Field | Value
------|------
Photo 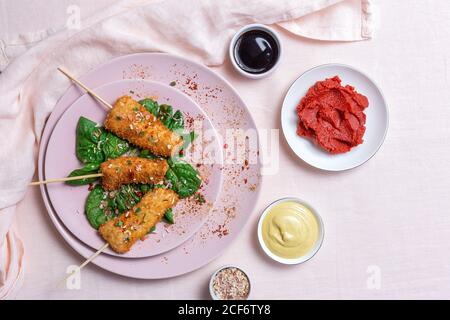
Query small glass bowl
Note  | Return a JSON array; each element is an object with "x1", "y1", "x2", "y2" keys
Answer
[{"x1": 229, "y1": 23, "x2": 282, "y2": 79}]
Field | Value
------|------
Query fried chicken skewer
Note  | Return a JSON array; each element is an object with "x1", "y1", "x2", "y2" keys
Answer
[
  {"x1": 104, "y1": 96, "x2": 183, "y2": 157},
  {"x1": 61, "y1": 188, "x2": 179, "y2": 286},
  {"x1": 57, "y1": 67, "x2": 183, "y2": 157},
  {"x1": 100, "y1": 157, "x2": 168, "y2": 190},
  {"x1": 30, "y1": 157, "x2": 168, "y2": 190},
  {"x1": 99, "y1": 187, "x2": 179, "y2": 253},
  {"x1": 30, "y1": 173, "x2": 103, "y2": 186}
]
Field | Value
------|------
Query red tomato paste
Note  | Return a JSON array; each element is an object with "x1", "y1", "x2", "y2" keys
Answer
[{"x1": 296, "y1": 76, "x2": 369, "y2": 154}]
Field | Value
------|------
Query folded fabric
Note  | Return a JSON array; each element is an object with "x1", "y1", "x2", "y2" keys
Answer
[
  {"x1": 0, "y1": 0, "x2": 372, "y2": 71},
  {"x1": 0, "y1": 0, "x2": 372, "y2": 299}
]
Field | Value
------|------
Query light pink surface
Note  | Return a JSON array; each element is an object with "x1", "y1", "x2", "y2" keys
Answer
[
  {"x1": 9, "y1": 0, "x2": 450, "y2": 299},
  {"x1": 0, "y1": 0, "x2": 371, "y2": 299}
]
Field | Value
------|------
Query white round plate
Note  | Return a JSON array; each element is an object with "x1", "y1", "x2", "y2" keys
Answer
[{"x1": 281, "y1": 64, "x2": 389, "y2": 171}]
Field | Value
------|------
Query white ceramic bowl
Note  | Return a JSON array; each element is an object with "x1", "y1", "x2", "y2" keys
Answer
[
  {"x1": 257, "y1": 197, "x2": 325, "y2": 265},
  {"x1": 229, "y1": 23, "x2": 282, "y2": 79},
  {"x1": 209, "y1": 265, "x2": 251, "y2": 300},
  {"x1": 281, "y1": 63, "x2": 389, "y2": 171}
]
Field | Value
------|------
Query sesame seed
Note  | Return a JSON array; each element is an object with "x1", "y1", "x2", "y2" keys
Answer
[{"x1": 212, "y1": 267, "x2": 250, "y2": 300}]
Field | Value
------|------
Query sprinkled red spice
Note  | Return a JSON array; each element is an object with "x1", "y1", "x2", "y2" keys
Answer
[
  {"x1": 185, "y1": 114, "x2": 194, "y2": 128},
  {"x1": 195, "y1": 193, "x2": 206, "y2": 204},
  {"x1": 212, "y1": 224, "x2": 230, "y2": 238},
  {"x1": 88, "y1": 183, "x2": 94, "y2": 191}
]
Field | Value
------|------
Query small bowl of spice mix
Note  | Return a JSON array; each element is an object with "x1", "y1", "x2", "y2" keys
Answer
[{"x1": 209, "y1": 265, "x2": 251, "y2": 300}]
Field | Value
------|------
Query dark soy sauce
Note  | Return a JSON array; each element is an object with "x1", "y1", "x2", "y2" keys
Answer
[{"x1": 234, "y1": 30, "x2": 279, "y2": 74}]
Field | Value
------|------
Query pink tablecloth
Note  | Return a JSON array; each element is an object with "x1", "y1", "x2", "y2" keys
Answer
[{"x1": 5, "y1": 0, "x2": 450, "y2": 299}]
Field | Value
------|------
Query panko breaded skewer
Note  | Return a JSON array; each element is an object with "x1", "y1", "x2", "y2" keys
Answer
[
  {"x1": 104, "y1": 96, "x2": 184, "y2": 158},
  {"x1": 30, "y1": 157, "x2": 168, "y2": 188},
  {"x1": 99, "y1": 188, "x2": 179, "y2": 253},
  {"x1": 100, "y1": 157, "x2": 168, "y2": 191}
]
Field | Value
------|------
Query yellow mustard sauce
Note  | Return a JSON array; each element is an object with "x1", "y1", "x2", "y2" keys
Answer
[{"x1": 262, "y1": 201, "x2": 319, "y2": 259}]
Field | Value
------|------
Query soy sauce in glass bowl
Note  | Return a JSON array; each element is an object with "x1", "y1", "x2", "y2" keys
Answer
[
  {"x1": 229, "y1": 24, "x2": 282, "y2": 79},
  {"x1": 234, "y1": 30, "x2": 279, "y2": 74}
]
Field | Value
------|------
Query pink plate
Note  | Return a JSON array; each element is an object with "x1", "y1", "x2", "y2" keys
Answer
[
  {"x1": 44, "y1": 79, "x2": 223, "y2": 258},
  {"x1": 38, "y1": 53, "x2": 262, "y2": 279}
]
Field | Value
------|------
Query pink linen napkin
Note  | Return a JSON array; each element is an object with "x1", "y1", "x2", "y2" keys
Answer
[{"x1": 0, "y1": 0, "x2": 372, "y2": 299}]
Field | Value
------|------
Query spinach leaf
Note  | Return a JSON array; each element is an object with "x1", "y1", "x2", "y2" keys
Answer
[
  {"x1": 158, "y1": 104, "x2": 174, "y2": 127},
  {"x1": 70, "y1": 117, "x2": 130, "y2": 185},
  {"x1": 139, "y1": 149, "x2": 157, "y2": 159},
  {"x1": 85, "y1": 185, "x2": 109, "y2": 229},
  {"x1": 139, "y1": 143, "x2": 202, "y2": 198},
  {"x1": 126, "y1": 147, "x2": 141, "y2": 157},
  {"x1": 75, "y1": 117, "x2": 104, "y2": 164},
  {"x1": 100, "y1": 131, "x2": 130, "y2": 159},
  {"x1": 168, "y1": 110, "x2": 184, "y2": 131},
  {"x1": 165, "y1": 159, "x2": 201, "y2": 198},
  {"x1": 139, "y1": 184, "x2": 152, "y2": 193},
  {"x1": 138, "y1": 98, "x2": 193, "y2": 157},
  {"x1": 179, "y1": 131, "x2": 197, "y2": 156},
  {"x1": 139, "y1": 98, "x2": 159, "y2": 116},
  {"x1": 163, "y1": 208, "x2": 174, "y2": 224},
  {"x1": 115, "y1": 192, "x2": 127, "y2": 212},
  {"x1": 85, "y1": 182, "x2": 176, "y2": 230},
  {"x1": 75, "y1": 117, "x2": 130, "y2": 164},
  {"x1": 119, "y1": 184, "x2": 140, "y2": 207},
  {"x1": 66, "y1": 163, "x2": 100, "y2": 185},
  {"x1": 138, "y1": 99, "x2": 184, "y2": 132}
]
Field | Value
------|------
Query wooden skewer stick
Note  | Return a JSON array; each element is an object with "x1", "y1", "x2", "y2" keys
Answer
[
  {"x1": 53, "y1": 68, "x2": 115, "y2": 287},
  {"x1": 59, "y1": 243, "x2": 110, "y2": 288},
  {"x1": 57, "y1": 67, "x2": 113, "y2": 110},
  {"x1": 29, "y1": 173, "x2": 103, "y2": 186}
]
